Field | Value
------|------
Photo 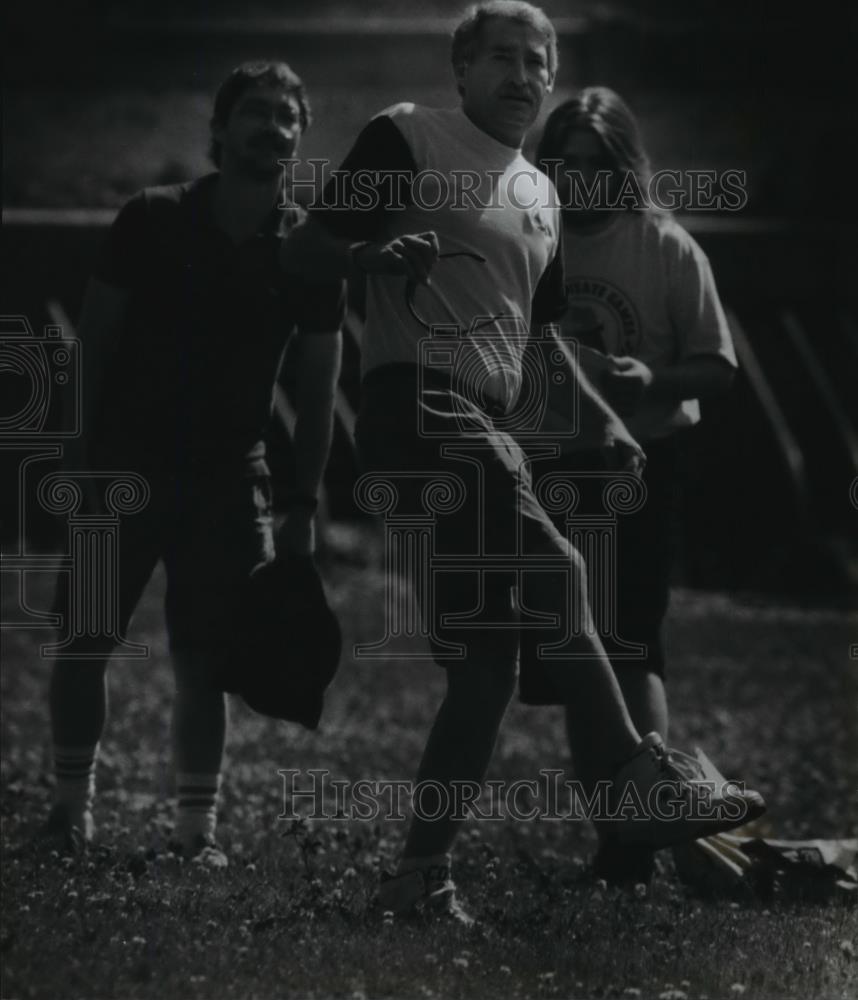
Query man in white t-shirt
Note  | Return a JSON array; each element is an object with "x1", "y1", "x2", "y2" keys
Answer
[{"x1": 282, "y1": 3, "x2": 764, "y2": 924}]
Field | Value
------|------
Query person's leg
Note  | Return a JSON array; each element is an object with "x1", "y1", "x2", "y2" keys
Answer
[
  {"x1": 563, "y1": 441, "x2": 676, "y2": 787},
  {"x1": 612, "y1": 666, "x2": 668, "y2": 741},
  {"x1": 46, "y1": 504, "x2": 161, "y2": 844},
  {"x1": 519, "y1": 527, "x2": 642, "y2": 786},
  {"x1": 169, "y1": 648, "x2": 229, "y2": 851},
  {"x1": 165, "y1": 476, "x2": 274, "y2": 857},
  {"x1": 547, "y1": 444, "x2": 672, "y2": 877},
  {"x1": 48, "y1": 654, "x2": 109, "y2": 842},
  {"x1": 401, "y1": 638, "x2": 518, "y2": 862},
  {"x1": 522, "y1": 441, "x2": 765, "y2": 850},
  {"x1": 381, "y1": 578, "x2": 517, "y2": 926}
]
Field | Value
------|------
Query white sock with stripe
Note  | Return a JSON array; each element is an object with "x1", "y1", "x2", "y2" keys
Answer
[
  {"x1": 173, "y1": 772, "x2": 221, "y2": 849},
  {"x1": 53, "y1": 743, "x2": 98, "y2": 836}
]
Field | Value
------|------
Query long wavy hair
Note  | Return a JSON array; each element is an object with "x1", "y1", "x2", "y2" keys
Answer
[{"x1": 536, "y1": 87, "x2": 653, "y2": 212}]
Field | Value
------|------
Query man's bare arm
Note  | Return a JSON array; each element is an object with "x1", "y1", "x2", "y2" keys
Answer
[
  {"x1": 536, "y1": 327, "x2": 645, "y2": 471},
  {"x1": 277, "y1": 330, "x2": 342, "y2": 556},
  {"x1": 280, "y1": 217, "x2": 439, "y2": 284}
]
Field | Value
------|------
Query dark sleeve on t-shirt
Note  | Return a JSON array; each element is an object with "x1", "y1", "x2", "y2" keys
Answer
[
  {"x1": 530, "y1": 229, "x2": 568, "y2": 329},
  {"x1": 309, "y1": 115, "x2": 418, "y2": 242},
  {"x1": 92, "y1": 190, "x2": 150, "y2": 289},
  {"x1": 293, "y1": 277, "x2": 347, "y2": 335}
]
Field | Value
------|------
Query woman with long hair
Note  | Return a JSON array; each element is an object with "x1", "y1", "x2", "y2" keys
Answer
[{"x1": 524, "y1": 87, "x2": 740, "y2": 884}]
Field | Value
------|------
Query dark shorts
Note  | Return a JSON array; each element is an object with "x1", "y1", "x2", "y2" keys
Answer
[
  {"x1": 519, "y1": 436, "x2": 681, "y2": 701},
  {"x1": 354, "y1": 364, "x2": 571, "y2": 666},
  {"x1": 52, "y1": 475, "x2": 275, "y2": 655}
]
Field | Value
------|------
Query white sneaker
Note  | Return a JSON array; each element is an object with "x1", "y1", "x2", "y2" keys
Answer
[{"x1": 608, "y1": 733, "x2": 766, "y2": 848}]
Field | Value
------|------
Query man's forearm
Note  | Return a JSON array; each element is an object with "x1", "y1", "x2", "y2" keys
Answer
[
  {"x1": 550, "y1": 334, "x2": 630, "y2": 446},
  {"x1": 292, "y1": 400, "x2": 336, "y2": 500},
  {"x1": 291, "y1": 335, "x2": 343, "y2": 500}
]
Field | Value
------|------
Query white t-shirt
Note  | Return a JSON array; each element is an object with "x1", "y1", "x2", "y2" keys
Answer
[
  {"x1": 312, "y1": 103, "x2": 565, "y2": 411},
  {"x1": 559, "y1": 210, "x2": 737, "y2": 442}
]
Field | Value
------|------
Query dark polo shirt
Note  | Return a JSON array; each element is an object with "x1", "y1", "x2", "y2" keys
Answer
[{"x1": 92, "y1": 173, "x2": 344, "y2": 479}]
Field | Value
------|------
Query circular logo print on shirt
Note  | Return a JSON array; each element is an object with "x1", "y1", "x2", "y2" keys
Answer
[{"x1": 563, "y1": 278, "x2": 641, "y2": 355}]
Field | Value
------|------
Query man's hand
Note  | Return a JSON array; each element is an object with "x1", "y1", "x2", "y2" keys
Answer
[
  {"x1": 602, "y1": 356, "x2": 654, "y2": 416},
  {"x1": 602, "y1": 420, "x2": 647, "y2": 478},
  {"x1": 277, "y1": 506, "x2": 316, "y2": 557},
  {"x1": 353, "y1": 231, "x2": 439, "y2": 284}
]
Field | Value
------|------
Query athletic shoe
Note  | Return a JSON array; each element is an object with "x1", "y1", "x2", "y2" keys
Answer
[
  {"x1": 378, "y1": 864, "x2": 474, "y2": 928},
  {"x1": 33, "y1": 802, "x2": 94, "y2": 855},
  {"x1": 168, "y1": 833, "x2": 229, "y2": 869},
  {"x1": 609, "y1": 733, "x2": 766, "y2": 848}
]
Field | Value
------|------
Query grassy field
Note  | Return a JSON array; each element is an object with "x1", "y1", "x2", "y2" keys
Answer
[{"x1": 1, "y1": 526, "x2": 857, "y2": 999}]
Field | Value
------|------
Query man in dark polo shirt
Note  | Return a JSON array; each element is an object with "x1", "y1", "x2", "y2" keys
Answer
[{"x1": 43, "y1": 62, "x2": 344, "y2": 865}]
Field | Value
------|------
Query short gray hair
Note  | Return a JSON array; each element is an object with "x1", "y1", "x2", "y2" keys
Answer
[{"x1": 451, "y1": 1, "x2": 558, "y2": 84}]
